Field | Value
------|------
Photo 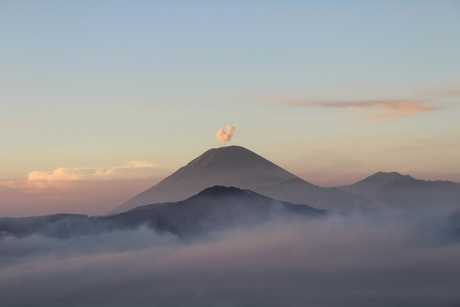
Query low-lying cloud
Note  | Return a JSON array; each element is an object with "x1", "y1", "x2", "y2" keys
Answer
[
  {"x1": 1, "y1": 211, "x2": 459, "y2": 307},
  {"x1": 1, "y1": 161, "x2": 165, "y2": 191},
  {"x1": 283, "y1": 99, "x2": 439, "y2": 120},
  {"x1": 0, "y1": 162, "x2": 169, "y2": 217},
  {"x1": 26, "y1": 161, "x2": 159, "y2": 182}
]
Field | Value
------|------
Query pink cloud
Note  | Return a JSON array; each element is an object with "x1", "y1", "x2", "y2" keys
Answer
[
  {"x1": 0, "y1": 162, "x2": 170, "y2": 217},
  {"x1": 23, "y1": 161, "x2": 163, "y2": 182},
  {"x1": 283, "y1": 99, "x2": 439, "y2": 120}
]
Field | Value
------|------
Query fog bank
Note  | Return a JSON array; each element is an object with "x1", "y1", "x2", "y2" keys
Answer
[{"x1": 1, "y1": 211, "x2": 460, "y2": 307}]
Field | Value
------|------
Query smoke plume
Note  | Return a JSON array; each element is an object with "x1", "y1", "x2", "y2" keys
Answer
[{"x1": 216, "y1": 124, "x2": 235, "y2": 146}]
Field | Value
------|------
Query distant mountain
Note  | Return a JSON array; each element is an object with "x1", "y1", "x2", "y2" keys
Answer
[
  {"x1": 108, "y1": 146, "x2": 366, "y2": 215},
  {"x1": 1, "y1": 186, "x2": 326, "y2": 239},
  {"x1": 341, "y1": 172, "x2": 460, "y2": 210},
  {"x1": 341, "y1": 172, "x2": 415, "y2": 197}
]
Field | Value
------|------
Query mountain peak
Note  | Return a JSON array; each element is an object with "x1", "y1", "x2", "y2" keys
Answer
[
  {"x1": 178, "y1": 145, "x2": 297, "y2": 180},
  {"x1": 188, "y1": 145, "x2": 268, "y2": 165},
  {"x1": 198, "y1": 185, "x2": 252, "y2": 194},
  {"x1": 107, "y1": 146, "x2": 299, "y2": 215},
  {"x1": 368, "y1": 172, "x2": 414, "y2": 183},
  {"x1": 206, "y1": 145, "x2": 249, "y2": 152},
  {"x1": 340, "y1": 171, "x2": 415, "y2": 197}
]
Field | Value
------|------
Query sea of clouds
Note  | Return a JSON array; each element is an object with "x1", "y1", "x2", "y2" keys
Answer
[{"x1": 1, "y1": 210, "x2": 460, "y2": 307}]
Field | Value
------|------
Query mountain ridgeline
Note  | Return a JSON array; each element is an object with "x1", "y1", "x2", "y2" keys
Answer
[
  {"x1": 2, "y1": 146, "x2": 460, "y2": 240},
  {"x1": 341, "y1": 171, "x2": 460, "y2": 210},
  {"x1": 108, "y1": 146, "x2": 460, "y2": 215},
  {"x1": 108, "y1": 146, "x2": 366, "y2": 215},
  {"x1": 108, "y1": 146, "x2": 298, "y2": 214}
]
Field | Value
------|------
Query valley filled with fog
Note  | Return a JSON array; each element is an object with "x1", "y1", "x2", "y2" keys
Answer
[{"x1": 1, "y1": 207, "x2": 460, "y2": 307}]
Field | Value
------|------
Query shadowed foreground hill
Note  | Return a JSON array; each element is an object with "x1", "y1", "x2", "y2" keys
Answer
[
  {"x1": 109, "y1": 186, "x2": 326, "y2": 237},
  {"x1": 0, "y1": 186, "x2": 326, "y2": 239}
]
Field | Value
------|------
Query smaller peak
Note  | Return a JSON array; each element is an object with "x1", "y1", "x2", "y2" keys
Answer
[
  {"x1": 368, "y1": 171, "x2": 414, "y2": 181},
  {"x1": 192, "y1": 185, "x2": 257, "y2": 199},
  {"x1": 198, "y1": 185, "x2": 244, "y2": 195}
]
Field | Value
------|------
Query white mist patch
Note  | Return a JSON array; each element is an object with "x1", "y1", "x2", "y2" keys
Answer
[{"x1": 216, "y1": 124, "x2": 235, "y2": 146}]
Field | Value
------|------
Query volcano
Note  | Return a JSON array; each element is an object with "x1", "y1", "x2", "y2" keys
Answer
[
  {"x1": 107, "y1": 146, "x2": 364, "y2": 215},
  {"x1": 340, "y1": 171, "x2": 460, "y2": 210}
]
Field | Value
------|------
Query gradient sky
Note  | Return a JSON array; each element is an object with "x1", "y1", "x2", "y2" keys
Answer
[{"x1": 1, "y1": 0, "x2": 460, "y2": 216}]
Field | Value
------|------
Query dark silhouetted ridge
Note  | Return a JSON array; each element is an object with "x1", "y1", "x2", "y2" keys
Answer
[
  {"x1": 1, "y1": 186, "x2": 327, "y2": 239},
  {"x1": 106, "y1": 185, "x2": 327, "y2": 237}
]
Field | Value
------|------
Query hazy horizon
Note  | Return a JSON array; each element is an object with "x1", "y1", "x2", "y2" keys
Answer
[{"x1": 1, "y1": 143, "x2": 459, "y2": 217}]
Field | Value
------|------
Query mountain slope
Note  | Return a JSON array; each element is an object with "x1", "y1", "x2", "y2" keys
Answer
[
  {"x1": 254, "y1": 178, "x2": 370, "y2": 212},
  {"x1": 108, "y1": 146, "x2": 299, "y2": 214}
]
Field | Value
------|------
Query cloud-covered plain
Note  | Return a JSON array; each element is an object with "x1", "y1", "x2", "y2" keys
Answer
[
  {"x1": 282, "y1": 99, "x2": 439, "y2": 120},
  {"x1": 1, "y1": 212, "x2": 459, "y2": 307}
]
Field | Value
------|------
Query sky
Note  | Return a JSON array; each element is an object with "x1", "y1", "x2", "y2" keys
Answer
[{"x1": 1, "y1": 0, "x2": 460, "y2": 216}]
